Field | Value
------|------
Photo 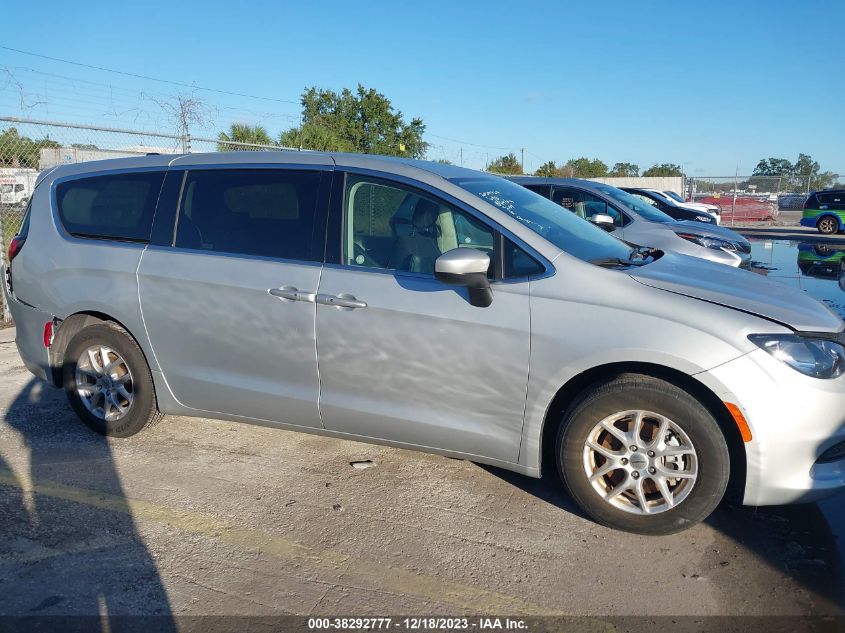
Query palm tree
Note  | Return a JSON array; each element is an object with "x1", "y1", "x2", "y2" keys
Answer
[{"x1": 217, "y1": 123, "x2": 274, "y2": 150}]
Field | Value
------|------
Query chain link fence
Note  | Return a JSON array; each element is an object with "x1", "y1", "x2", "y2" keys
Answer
[
  {"x1": 0, "y1": 115, "x2": 298, "y2": 321},
  {"x1": 685, "y1": 173, "x2": 838, "y2": 224},
  {"x1": 685, "y1": 176, "x2": 781, "y2": 224}
]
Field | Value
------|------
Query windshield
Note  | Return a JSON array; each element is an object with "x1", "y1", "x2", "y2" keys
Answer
[
  {"x1": 593, "y1": 184, "x2": 675, "y2": 223},
  {"x1": 451, "y1": 176, "x2": 632, "y2": 262},
  {"x1": 664, "y1": 190, "x2": 684, "y2": 203}
]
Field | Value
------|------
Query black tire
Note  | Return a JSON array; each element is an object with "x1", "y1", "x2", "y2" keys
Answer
[
  {"x1": 63, "y1": 322, "x2": 162, "y2": 437},
  {"x1": 817, "y1": 216, "x2": 838, "y2": 235},
  {"x1": 556, "y1": 374, "x2": 729, "y2": 535}
]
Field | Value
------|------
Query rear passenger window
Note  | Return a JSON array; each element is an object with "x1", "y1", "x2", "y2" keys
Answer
[
  {"x1": 174, "y1": 169, "x2": 322, "y2": 261},
  {"x1": 56, "y1": 171, "x2": 165, "y2": 242}
]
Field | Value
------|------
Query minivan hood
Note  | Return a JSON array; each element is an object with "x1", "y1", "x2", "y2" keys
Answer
[
  {"x1": 629, "y1": 252, "x2": 844, "y2": 332},
  {"x1": 671, "y1": 220, "x2": 750, "y2": 247}
]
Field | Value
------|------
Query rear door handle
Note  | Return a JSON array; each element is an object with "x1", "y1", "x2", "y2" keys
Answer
[
  {"x1": 269, "y1": 286, "x2": 317, "y2": 303},
  {"x1": 316, "y1": 293, "x2": 367, "y2": 309}
]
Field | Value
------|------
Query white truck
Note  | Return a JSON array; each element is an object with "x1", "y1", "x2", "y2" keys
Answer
[{"x1": 0, "y1": 168, "x2": 38, "y2": 207}]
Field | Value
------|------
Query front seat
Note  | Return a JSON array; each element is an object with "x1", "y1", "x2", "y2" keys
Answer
[{"x1": 392, "y1": 198, "x2": 443, "y2": 274}]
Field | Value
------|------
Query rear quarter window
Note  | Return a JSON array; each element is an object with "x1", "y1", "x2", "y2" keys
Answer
[
  {"x1": 55, "y1": 171, "x2": 165, "y2": 242},
  {"x1": 817, "y1": 193, "x2": 845, "y2": 210}
]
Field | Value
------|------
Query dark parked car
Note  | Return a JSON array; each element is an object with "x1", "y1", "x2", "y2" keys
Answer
[{"x1": 622, "y1": 188, "x2": 718, "y2": 225}]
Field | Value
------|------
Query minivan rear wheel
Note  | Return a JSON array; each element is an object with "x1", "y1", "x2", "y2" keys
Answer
[
  {"x1": 63, "y1": 323, "x2": 162, "y2": 437},
  {"x1": 556, "y1": 374, "x2": 729, "y2": 535}
]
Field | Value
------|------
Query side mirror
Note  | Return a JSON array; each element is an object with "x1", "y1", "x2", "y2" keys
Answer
[
  {"x1": 434, "y1": 247, "x2": 493, "y2": 308},
  {"x1": 590, "y1": 214, "x2": 616, "y2": 232}
]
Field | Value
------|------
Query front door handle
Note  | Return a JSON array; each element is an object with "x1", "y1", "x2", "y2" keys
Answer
[
  {"x1": 316, "y1": 293, "x2": 367, "y2": 309},
  {"x1": 269, "y1": 286, "x2": 317, "y2": 303}
]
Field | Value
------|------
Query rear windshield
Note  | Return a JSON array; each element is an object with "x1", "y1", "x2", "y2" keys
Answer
[
  {"x1": 450, "y1": 175, "x2": 632, "y2": 262},
  {"x1": 55, "y1": 171, "x2": 165, "y2": 242},
  {"x1": 594, "y1": 184, "x2": 675, "y2": 223}
]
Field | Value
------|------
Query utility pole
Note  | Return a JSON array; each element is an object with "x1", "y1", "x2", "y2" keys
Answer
[
  {"x1": 460, "y1": 147, "x2": 463, "y2": 167},
  {"x1": 731, "y1": 166, "x2": 738, "y2": 226},
  {"x1": 521, "y1": 147, "x2": 525, "y2": 174}
]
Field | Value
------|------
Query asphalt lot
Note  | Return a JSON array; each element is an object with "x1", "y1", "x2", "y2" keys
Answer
[{"x1": 0, "y1": 323, "x2": 844, "y2": 620}]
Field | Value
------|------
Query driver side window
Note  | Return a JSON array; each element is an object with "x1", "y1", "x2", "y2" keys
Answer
[
  {"x1": 552, "y1": 187, "x2": 623, "y2": 227},
  {"x1": 344, "y1": 176, "x2": 494, "y2": 276},
  {"x1": 630, "y1": 192, "x2": 659, "y2": 208}
]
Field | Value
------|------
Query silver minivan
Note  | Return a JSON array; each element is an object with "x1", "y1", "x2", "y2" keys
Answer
[{"x1": 5, "y1": 152, "x2": 845, "y2": 534}]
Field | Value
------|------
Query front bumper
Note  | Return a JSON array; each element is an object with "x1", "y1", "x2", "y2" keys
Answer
[{"x1": 696, "y1": 347, "x2": 845, "y2": 506}]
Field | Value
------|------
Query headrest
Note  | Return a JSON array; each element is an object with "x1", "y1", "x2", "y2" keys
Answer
[{"x1": 412, "y1": 198, "x2": 440, "y2": 229}]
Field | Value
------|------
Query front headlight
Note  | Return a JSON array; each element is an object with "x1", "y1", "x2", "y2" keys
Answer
[
  {"x1": 749, "y1": 334, "x2": 845, "y2": 379},
  {"x1": 676, "y1": 232, "x2": 735, "y2": 251}
]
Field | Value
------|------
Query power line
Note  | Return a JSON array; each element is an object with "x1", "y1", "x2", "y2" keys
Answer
[
  {"x1": 425, "y1": 132, "x2": 510, "y2": 151},
  {"x1": 0, "y1": 44, "x2": 300, "y2": 105},
  {"x1": 0, "y1": 44, "x2": 516, "y2": 155}
]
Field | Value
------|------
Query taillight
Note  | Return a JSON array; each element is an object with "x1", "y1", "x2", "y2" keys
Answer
[
  {"x1": 803, "y1": 197, "x2": 812, "y2": 209},
  {"x1": 43, "y1": 320, "x2": 55, "y2": 348},
  {"x1": 7, "y1": 235, "x2": 24, "y2": 261}
]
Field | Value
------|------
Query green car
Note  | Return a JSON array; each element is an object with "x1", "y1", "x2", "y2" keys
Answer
[
  {"x1": 797, "y1": 242, "x2": 845, "y2": 278},
  {"x1": 801, "y1": 189, "x2": 845, "y2": 234}
]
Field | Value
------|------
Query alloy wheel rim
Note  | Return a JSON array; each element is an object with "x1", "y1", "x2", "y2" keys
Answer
[
  {"x1": 820, "y1": 218, "x2": 836, "y2": 234},
  {"x1": 582, "y1": 410, "x2": 698, "y2": 515},
  {"x1": 75, "y1": 345, "x2": 134, "y2": 421}
]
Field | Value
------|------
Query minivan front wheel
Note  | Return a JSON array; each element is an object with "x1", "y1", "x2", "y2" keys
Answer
[
  {"x1": 557, "y1": 374, "x2": 729, "y2": 535},
  {"x1": 63, "y1": 323, "x2": 162, "y2": 437}
]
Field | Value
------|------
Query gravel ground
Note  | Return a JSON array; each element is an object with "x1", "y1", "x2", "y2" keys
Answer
[{"x1": 0, "y1": 326, "x2": 843, "y2": 620}]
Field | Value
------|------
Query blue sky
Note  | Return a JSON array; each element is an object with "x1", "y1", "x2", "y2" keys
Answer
[{"x1": 1, "y1": 0, "x2": 843, "y2": 175}]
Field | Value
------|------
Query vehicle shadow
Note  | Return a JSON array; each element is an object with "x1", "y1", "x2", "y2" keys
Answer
[
  {"x1": 0, "y1": 377, "x2": 175, "y2": 630},
  {"x1": 479, "y1": 462, "x2": 845, "y2": 614}
]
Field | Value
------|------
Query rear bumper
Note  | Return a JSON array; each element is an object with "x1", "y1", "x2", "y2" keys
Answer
[
  {"x1": 696, "y1": 349, "x2": 845, "y2": 506},
  {"x1": 800, "y1": 217, "x2": 817, "y2": 229},
  {"x1": 2, "y1": 265, "x2": 54, "y2": 385}
]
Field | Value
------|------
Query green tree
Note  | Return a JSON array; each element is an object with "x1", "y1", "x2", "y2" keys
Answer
[
  {"x1": 752, "y1": 157, "x2": 793, "y2": 177},
  {"x1": 564, "y1": 157, "x2": 608, "y2": 178},
  {"x1": 0, "y1": 128, "x2": 60, "y2": 168},
  {"x1": 487, "y1": 153, "x2": 523, "y2": 175},
  {"x1": 643, "y1": 163, "x2": 683, "y2": 177},
  {"x1": 217, "y1": 123, "x2": 274, "y2": 150},
  {"x1": 435, "y1": 158, "x2": 453, "y2": 165},
  {"x1": 752, "y1": 154, "x2": 837, "y2": 192},
  {"x1": 609, "y1": 162, "x2": 640, "y2": 177},
  {"x1": 279, "y1": 85, "x2": 427, "y2": 158},
  {"x1": 534, "y1": 161, "x2": 559, "y2": 177}
]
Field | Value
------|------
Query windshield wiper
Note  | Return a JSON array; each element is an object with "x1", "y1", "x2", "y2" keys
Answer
[{"x1": 589, "y1": 257, "x2": 642, "y2": 268}]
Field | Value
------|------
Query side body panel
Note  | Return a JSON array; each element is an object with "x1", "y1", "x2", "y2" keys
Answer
[
  {"x1": 520, "y1": 256, "x2": 780, "y2": 474},
  {"x1": 138, "y1": 247, "x2": 324, "y2": 427},
  {"x1": 316, "y1": 266, "x2": 531, "y2": 462}
]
